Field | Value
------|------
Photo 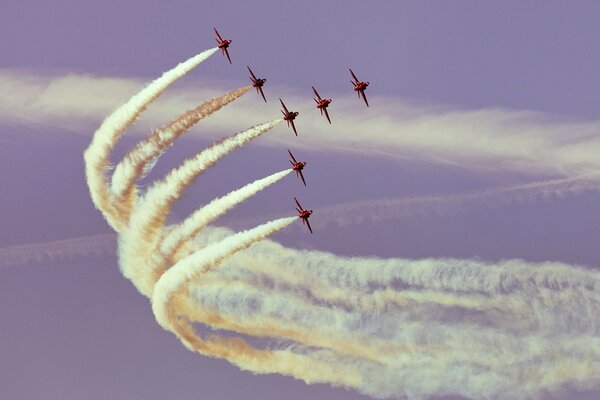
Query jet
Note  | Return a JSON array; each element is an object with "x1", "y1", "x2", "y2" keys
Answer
[
  {"x1": 294, "y1": 197, "x2": 313, "y2": 234},
  {"x1": 350, "y1": 68, "x2": 370, "y2": 107},
  {"x1": 312, "y1": 86, "x2": 332, "y2": 124},
  {"x1": 247, "y1": 66, "x2": 267, "y2": 102},
  {"x1": 288, "y1": 149, "x2": 307, "y2": 186},
  {"x1": 214, "y1": 27, "x2": 232, "y2": 64},
  {"x1": 279, "y1": 98, "x2": 299, "y2": 136}
]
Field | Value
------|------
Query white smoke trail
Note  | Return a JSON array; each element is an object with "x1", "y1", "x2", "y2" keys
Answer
[
  {"x1": 151, "y1": 216, "x2": 381, "y2": 387},
  {"x1": 83, "y1": 48, "x2": 218, "y2": 231},
  {"x1": 119, "y1": 119, "x2": 283, "y2": 297},
  {"x1": 157, "y1": 169, "x2": 293, "y2": 269},
  {"x1": 162, "y1": 225, "x2": 600, "y2": 399},
  {"x1": 152, "y1": 217, "x2": 296, "y2": 332},
  {"x1": 110, "y1": 85, "x2": 253, "y2": 220},
  {"x1": 75, "y1": 45, "x2": 600, "y2": 400}
]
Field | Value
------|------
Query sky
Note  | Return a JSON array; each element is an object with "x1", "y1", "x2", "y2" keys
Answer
[{"x1": 1, "y1": 1, "x2": 600, "y2": 399}]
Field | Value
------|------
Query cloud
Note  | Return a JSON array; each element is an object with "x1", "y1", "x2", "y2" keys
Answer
[{"x1": 3, "y1": 68, "x2": 600, "y2": 178}]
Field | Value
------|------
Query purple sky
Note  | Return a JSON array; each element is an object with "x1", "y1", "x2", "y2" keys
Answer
[{"x1": 1, "y1": 1, "x2": 600, "y2": 399}]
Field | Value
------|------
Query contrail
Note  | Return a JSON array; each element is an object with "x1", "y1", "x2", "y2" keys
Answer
[
  {"x1": 230, "y1": 173, "x2": 600, "y2": 230},
  {"x1": 119, "y1": 119, "x2": 283, "y2": 296},
  {"x1": 4, "y1": 173, "x2": 598, "y2": 269},
  {"x1": 110, "y1": 85, "x2": 253, "y2": 220},
  {"x1": 316, "y1": 173, "x2": 600, "y2": 228},
  {"x1": 0, "y1": 233, "x2": 116, "y2": 268},
  {"x1": 83, "y1": 47, "x2": 218, "y2": 231}
]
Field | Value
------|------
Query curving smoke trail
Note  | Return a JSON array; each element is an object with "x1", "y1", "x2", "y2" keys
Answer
[
  {"x1": 79, "y1": 48, "x2": 600, "y2": 400},
  {"x1": 152, "y1": 217, "x2": 296, "y2": 334},
  {"x1": 110, "y1": 85, "x2": 253, "y2": 220},
  {"x1": 151, "y1": 216, "x2": 375, "y2": 387},
  {"x1": 83, "y1": 47, "x2": 218, "y2": 232},
  {"x1": 168, "y1": 226, "x2": 600, "y2": 399},
  {"x1": 154, "y1": 169, "x2": 294, "y2": 276},
  {"x1": 118, "y1": 119, "x2": 283, "y2": 297}
]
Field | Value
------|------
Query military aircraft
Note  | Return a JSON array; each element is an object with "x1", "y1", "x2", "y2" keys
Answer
[
  {"x1": 312, "y1": 86, "x2": 332, "y2": 124},
  {"x1": 247, "y1": 66, "x2": 267, "y2": 102},
  {"x1": 279, "y1": 98, "x2": 299, "y2": 136},
  {"x1": 294, "y1": 197, "x2": 313, "y2": 234},
  {"x1": 214, "y1": 27, "x2": 232, "y2": 64},
  {"x1": 350, "y1": 68, "x2": 370, "y2": 107},
  {"x1": 288, "y1": 149, "x2": 307, "y2": 186}
]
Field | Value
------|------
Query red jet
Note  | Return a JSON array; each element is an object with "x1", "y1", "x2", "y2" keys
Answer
[
  {"x1": 214, "y1": 27, "x2": 232, "y2": 64},
  {"x1": 350, "y1": 68, "x2": 370, "y2": 107},
  {"x1": 279, "y1": 98, "x2": 299, "y2": 136},
  {"x1": 312, "y1": 86, "x2": 332, "y2": 124},
  {"x1": 247, "y1": 66, "x2": 267, "y2": 102},
  {"x1": 288, "y1": 149, "x2": 307, "y2": 186},
  {"x1": 294, "y1": 197, "x2": 313, "y2": 234}
]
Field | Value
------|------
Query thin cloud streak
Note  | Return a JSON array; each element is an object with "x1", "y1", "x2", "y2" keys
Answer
[{"x1": 3, "y1": 69, "x2": 600, "y2": 178}]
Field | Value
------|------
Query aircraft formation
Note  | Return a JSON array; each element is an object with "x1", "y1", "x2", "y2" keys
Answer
[{"x1": 213, "y1": 28, "x2": 372, "y2": 234}]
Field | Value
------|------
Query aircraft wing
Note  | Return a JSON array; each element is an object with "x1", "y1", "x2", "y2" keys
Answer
[
  {"x1": 323, "y1": 108, "x2": 332, "y2": 124},
  {"x1": 288, "y1": 149, "x2": 298, "y2": 163},
  {"x1": 305, "y1": 219, "x2": 313, "y2": 234},
  {"x1": 279, "y1": 98, "x2": 289, "y2": 113},
  {"x1": 361, "y1": 91, "x2": 369, "y2": 107},
  {"x1": 247, "y1": 66, "x2": 257, "y2": 80},
  {"x1": 223, "y1": 48, "x2": 232, "y2": 64},
  {"x1": 298, "y1": 170, "x2": 307, "y2": 186},
  {"x1": 294, "y1": 197, "x2": 303, "y2": 210},
  {"x1": 290, "y1": 120, "x2": 298, "y2": 136},
  {"x1": 312, "y1": 86, "x2": 322, "y2": 100},
  {"x1": 258, "y1": 86, "x2": 267, "y2": 102},
  {"x1": 349, "y1": 68, "x2": 359, "y2": 83},
  {"x1": 214, "y1": 27, "x2": 223, "y2": 41}
]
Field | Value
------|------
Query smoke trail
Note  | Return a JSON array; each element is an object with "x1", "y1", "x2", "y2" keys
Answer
[
  {"x1": 149, "y1": 222, "x2": 600, "y2": 399},
  {"x1": 110, "y1": 85, "x2": 253, "y2": 220},
  {"x1": 152, "y1": 217, "x2": 295, "y2": 331},
  {"x1": 119, "y1": 119, "x2": 283, "y2": 296},
  {"x1": 150, "y1": 216, "x2": 376, "y2": 386},
  {"x1": 83, "y1": 48, "x2": 218, "y2": 231},
  {"x1": 177, "y1": 231, "x2": 600, "y2": 399},
  {"x1": 77, "y1": 46, "x2": 600, "y2": 399},
  {"x1": 154, "y1": 169, "x2": 293, "y2": 274}
]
